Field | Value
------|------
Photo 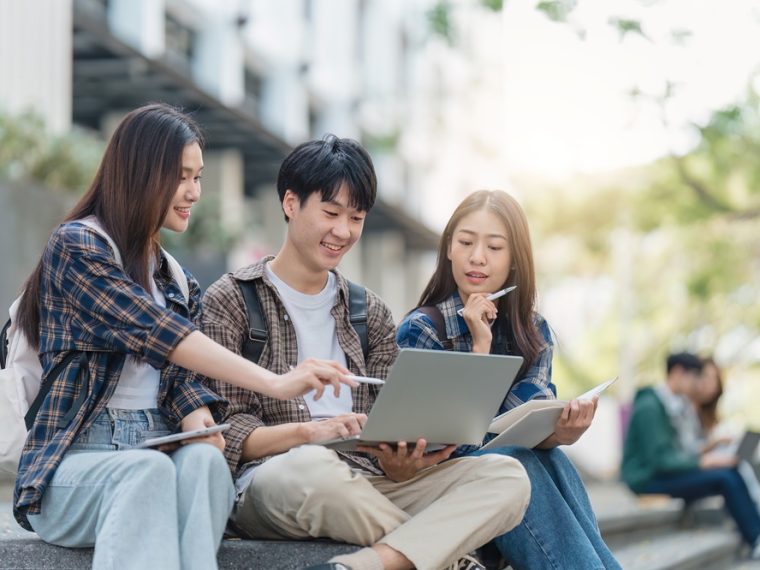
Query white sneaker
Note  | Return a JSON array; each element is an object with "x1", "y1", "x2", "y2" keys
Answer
[
  {"x1": 751, "y1": 538, "x2": 760, "y2": 560},
  {"x1": 449, "y1": 553, "x2": 486, "y2": 570}
]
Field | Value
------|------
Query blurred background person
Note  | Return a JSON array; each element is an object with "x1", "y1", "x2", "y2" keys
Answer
[{"x1": 622, "y1": 352, "x2": 760, "y2": 559}]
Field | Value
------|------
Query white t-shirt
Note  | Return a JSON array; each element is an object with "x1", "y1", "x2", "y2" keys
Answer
[
  {"x1": 265, "y1": 263, "x2": 353, "y2": 419},
  {"x1": 107, "y1": 276, "x2": 165, "y2": 410}
]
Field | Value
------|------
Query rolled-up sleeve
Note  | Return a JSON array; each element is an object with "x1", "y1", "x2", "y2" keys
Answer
[
  {"x1": 48, "y1": 225, "x2": 195, "y2": 368},
  {"x1": 165, "y1": 378, "x2": 229, "y2": 424}
]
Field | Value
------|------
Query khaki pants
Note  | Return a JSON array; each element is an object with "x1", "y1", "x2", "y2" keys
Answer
[{"x1": 231, "y1": 445, "x2": 530, "y2": 570}]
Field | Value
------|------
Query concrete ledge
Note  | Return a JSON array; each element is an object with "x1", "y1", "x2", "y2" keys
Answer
[
  {"x1": 0, "y1": 535, "x2": 360, "y2": 570},
  {"x1": 613, "y1": 527, "x2": 740, "y2": 570}
]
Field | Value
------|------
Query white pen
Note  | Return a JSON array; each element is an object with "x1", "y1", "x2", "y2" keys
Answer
[
  {"x1": 289, "y1": 366, "x2": 385, "y2": 385},
  {"x1": 347, "y1": 374, "x2": 385, "y2": 385},
  {"x1": 457, "y1": 285, "x2": 518, "y2": 316}
]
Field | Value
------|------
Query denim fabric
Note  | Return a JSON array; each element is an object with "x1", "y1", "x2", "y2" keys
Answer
[
  {"x1": 469, "y1": 446, "x2": 621, "y2": 570},
  {"x1": 27, "y1": 409, "x2": 235, "y2": 570},
  {"x1": 70, "y1": 408, "x2": 171, "y2": 450},
  {"x1": 644, "y1": 467, "x2": 760, "y2": 545}
]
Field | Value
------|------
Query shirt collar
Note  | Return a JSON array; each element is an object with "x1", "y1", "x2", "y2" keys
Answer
[{"x1": 232, "y1": 255, "x2": 351, "y2": 305}]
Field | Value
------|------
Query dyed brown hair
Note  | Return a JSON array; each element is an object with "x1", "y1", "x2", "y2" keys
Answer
[
  {"x1": 17, "y1": 103, "x2": 204, "y2": 347},
  {"x1": 417, "y1": 190, "x2": 544, "y2": 376}
]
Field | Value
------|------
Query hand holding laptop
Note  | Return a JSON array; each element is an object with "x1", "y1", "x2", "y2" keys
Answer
[
  {"x1": 358, "y1": 438, "x2": 457, "y2": 481},
  {"x1": 317, "y1": 349, "x2": 524, "y2": 453}
]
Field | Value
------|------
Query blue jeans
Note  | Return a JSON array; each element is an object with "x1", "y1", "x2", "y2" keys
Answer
[
  {"x1": 467, "y1": 446, "x2": 620, "y2": 570},
  {"x1": 644, "y1": 467, "x2": 760, "y2": 545},
  {"x1": 27, "y1": 408, "x2": 235, "y2": 570}
]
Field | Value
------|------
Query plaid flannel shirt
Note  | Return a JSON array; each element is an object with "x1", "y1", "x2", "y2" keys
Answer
[
  {"x1": 201, "y1": 257, "x2": 398, "y2": 477},
  {"x1": 396, "y1": 291, "x2": 556, "y2": 417},
  {"x1": 14, "y1": 222, "x2": 227, "y2": 529}
]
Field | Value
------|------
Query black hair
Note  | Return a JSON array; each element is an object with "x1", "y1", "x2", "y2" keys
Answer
[
  {"x1": 666, "y1": 352, "x2": 703, "y2": 375},
  {"x1": 276, "y1": 134, "x2": 376, "y2": 221}
]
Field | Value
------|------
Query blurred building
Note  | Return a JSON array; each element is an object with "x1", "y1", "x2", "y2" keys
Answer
[{"x1": 0, "y1": 0, "x2": 446, "y2": 320}]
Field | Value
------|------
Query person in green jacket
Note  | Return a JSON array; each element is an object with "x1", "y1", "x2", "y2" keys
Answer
[{"x1": 622, "y1": 352, "x2": 760, "y2": 558}]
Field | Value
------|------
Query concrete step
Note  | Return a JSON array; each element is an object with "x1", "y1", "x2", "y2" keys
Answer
[
  {"x1": 0, "y1": 479, "x2": 751, "y2": 570},
  {"x1": 0, "y1": 533, "x2": 359, "y2": 570},
  {"x1": 590, "y1": 483, "x2": 690, "y2": 550},
  {"x1": 612, "y1": 526, "x2": 740, "y2": 570},
  {"x1": 732, "y1": 559, "x2": 760, "y2": 569}
]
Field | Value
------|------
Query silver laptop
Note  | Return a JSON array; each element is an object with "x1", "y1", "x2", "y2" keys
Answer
[
  {"x1": 735, "y1": 431, "x2": 760, "y2": 462},
  {"x1": 318, "y1": 348, "x2": 523, "y2": 452}
]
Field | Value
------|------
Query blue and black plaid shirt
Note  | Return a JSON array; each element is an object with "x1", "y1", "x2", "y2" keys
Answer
[
  {"x1": 14, "y1": 221, "x2": 227, "y2": 529},
  {"x1": 396, "y1": 291, "x2": 556, "y2": 418}
]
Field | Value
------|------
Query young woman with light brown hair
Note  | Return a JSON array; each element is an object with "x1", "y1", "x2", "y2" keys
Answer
[{"x1": 397, "y1": 189, "x2": 620, "y2": 569}]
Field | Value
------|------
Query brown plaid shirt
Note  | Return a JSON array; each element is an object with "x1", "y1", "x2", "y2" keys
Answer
[{"x1": 201, "y1": 257, "x2": 398, "y2": 477}]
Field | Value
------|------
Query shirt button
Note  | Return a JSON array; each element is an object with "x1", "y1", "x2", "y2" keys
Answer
[
  {"x1": 284, "y1": 314, "x2": 289, "y2": 321},
  {"x1": 298, "y1": 404, "x2": 305, "y2": 410}
]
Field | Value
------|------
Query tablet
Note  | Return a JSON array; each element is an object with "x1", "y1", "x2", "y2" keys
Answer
[{"x1": 136, "y1": 424, "x2": 231, "y2": 448}]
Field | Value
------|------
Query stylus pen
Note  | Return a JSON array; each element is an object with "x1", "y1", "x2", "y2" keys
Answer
[
  {"x1": 457, "y1": 285, "x2": 518, "y2": 316},
  {"x1": 289, "y1": 366, "x2": 385, "y2": 385}
]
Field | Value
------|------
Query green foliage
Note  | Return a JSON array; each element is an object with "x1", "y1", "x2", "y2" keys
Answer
[
  {"x1": 0, "y1": 110, "x2": 103, "y2": 193},
  {"x1": 535, "y1": 0, "x2": 577, "y2": 23},
  {"x1": 480, "y1": 0, "x2": 504, "y2": 12},
  {"x1": 428, "y1": 1, "x2": 455, "y2": 45},
  {"x1": 364, "y1": 129, "x2": 401, "y2": 153},
  {"x1": 0, "y1": 109, "x2": 234, "y2": 254},
  {"x1": 524, "y1": 82, "x2": 760, "y2": 388},
  {"x1": 608, "y1": 17, "x2": 648, "y2": 41},
  {"x1": 160, "y1": 192, "x2": 238, "y2": 252}
]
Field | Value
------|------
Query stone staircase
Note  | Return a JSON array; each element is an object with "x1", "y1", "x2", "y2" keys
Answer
[
  {"x1": 2, "y1": 477, "x2": 759, "y2": 569},
  {"x1": 590, "y1": 482, "x2": 760, "y2": 570}
]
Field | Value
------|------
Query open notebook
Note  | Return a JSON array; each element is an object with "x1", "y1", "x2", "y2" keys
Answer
[{"x1": 482, "y1": 377, "x2": 617, "y2": 450}]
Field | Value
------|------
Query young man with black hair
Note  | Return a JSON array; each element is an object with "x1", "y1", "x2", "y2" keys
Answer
[
  {"x1": 622, "y1": 351, "x2": 760, "y2": 558},
  {"x1": 201, "y1": 135, "x2": 531, "y2": 570}
]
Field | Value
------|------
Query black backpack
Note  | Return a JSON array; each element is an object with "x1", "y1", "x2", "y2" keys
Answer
[
  {"x1": 236, "y1": 279, "x2": 369, "y2": 364},
  {"x1": 414, "y1": 306, "x2": 453, "y2": 350}
]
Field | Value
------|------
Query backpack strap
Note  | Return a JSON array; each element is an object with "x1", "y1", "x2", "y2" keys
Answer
[
  {"x1": 416, "y1": 306, "x2": 453, "y2": 350},
  {"x1": 162, "y1": 249, "x2": 190, "y2": 303},
  {"x1": 235, "y1": 278, "x2": 370, "y2": 364},
  {"x1": 347, "y1": 280, "x2": 368, "y2": 361},
  {"x1": 237, "y1": 280, "x2": 268, "y2": 364},
  {"x1": 25, "y1": 351, "x2": 81, "y2": 430},
  {"x1": 0, "y1": 318, "x2": 10, "y2": 369},
  {"x1": 77, "y1": 217, "x2": 123, "y2": 266},
  {"x1": 78, "y1": 217, "x2": 190, "y2": 304}
]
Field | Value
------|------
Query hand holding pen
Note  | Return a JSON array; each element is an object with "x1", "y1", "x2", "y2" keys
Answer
[
  {"x1": 459, "y1": 286, "x2": 517, "y2": 354},
  {"x1": 457, "y1": 286, "x2": 517, "y2": 316},
  {"x1": 290, "y1": 365, "x2": 385, "y2": 388}
]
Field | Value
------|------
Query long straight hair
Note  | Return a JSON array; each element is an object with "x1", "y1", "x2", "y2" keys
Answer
[
  {"x1": 417, "y1": 190, "x2": 544, "y2": 376},
  {"x1": 697, "y1": 357, "x2": 723, "y2": 432},
  {"x1": 17, "y1": 103, "x2": 204, "y2": 347}
]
